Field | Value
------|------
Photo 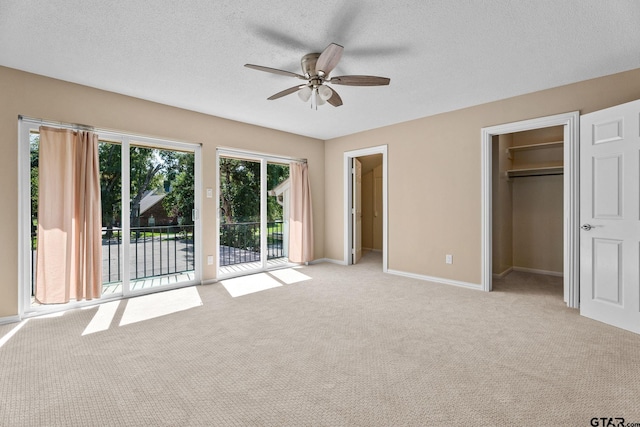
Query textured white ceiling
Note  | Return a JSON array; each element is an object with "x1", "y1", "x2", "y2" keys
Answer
[{"x1": 1, "y1": 1, "x2": 640, "y2": 140}]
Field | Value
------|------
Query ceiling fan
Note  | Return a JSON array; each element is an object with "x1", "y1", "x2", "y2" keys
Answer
[{"x1": 244, "y1": 43, "x2": 390, "y2": 108}]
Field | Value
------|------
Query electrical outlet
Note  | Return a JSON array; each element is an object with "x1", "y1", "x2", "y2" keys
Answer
[
  {"x1": 445, "y1": 254, "x2": 453, "y2": 264},
  {"x1": 207, "y1": 255, "x2": 214, "y2": 265}
]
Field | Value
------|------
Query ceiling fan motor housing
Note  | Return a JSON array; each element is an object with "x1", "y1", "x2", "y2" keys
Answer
[{"x1": 301, "y1": 53, "x2": 324, "y2": 84}]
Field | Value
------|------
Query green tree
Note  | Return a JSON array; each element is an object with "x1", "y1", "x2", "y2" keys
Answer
[
  {"x1": 99, "y1": 142, "x2": 122, "y2": 237},
  {"x1": 30, "y1": 134, "x2": 39, "y2": 233},
  {"x1": 218, "y1": 158, "x2": 289, "y2": 223},
  {"x1": 162, "y1": 152, "x2": 194, "y2": 225},
  {"x1": 129, "y1": 146, "x2": 170, "y2": 228},
  {"x1": 219, "y1": 158, "x2": 261, "y2": 224}
]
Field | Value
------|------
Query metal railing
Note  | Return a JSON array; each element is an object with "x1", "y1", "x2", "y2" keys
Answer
[
  {"x1": 219, "y1": 220, "x2": 285, "y2": 267},
  {"x1": 31, "y1": 225, "x2": 195, "y2": 294},
  {"x1": 30, "y1": 220, "x2": 285, "y2": 294},
  {"x1": 106, "y1": 225, "x2": 195, "y2": 283}
]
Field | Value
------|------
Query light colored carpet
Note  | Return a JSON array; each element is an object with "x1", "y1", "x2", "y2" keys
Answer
[{"x1": 1, "y1": 252, "x2": 639, "y2": 426}]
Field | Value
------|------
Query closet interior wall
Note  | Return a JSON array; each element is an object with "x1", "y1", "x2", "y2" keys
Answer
[{"x1": 493, "y1": 126, "x2": 564, "y2": 278}]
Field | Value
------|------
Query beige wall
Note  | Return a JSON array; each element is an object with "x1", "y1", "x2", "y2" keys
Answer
[
  {"x1": 373, "y1": 164, "x2": 383, "y2": 251},
  {"x1": 0, "y1": 66, "x2": 325, "y2": 318},
  {"x1": 492, "y1": 134, "x2": 513, "y2": 275},
  {"x1": 512, "y1": 175, "x2": 564, "y2": 273},
  {"x1": 362, "y1": 170, "x2": 374, "y2": 249},
  {"x1": 511, "y1": 127, "x2": 564, "y2": 273},
  {"x1": 361, "y1": 163, "x2": 383, "y2": 251},
  {"x1": 324, "y1": 67, "x2": 640, "y2": 285}
]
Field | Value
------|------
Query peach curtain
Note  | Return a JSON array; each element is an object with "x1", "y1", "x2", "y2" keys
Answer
[
  {"x1": 36, "y1": 126, "x2": 102, "y2": 304},
  {"x1": 288, "y1": 162, "x2": 314, "y2": 263}
]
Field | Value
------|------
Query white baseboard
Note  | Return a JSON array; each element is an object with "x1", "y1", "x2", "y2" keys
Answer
[
  {"x1": 0, "y1": 315, "x2": 21, "y2": 325},
  {"x1": 492, "y1": 267, "x2": 513, "y2": 279},
  {"x1": 513, "y1": 266, "x2": 563, "y2": 277},
  {"x1": 387, "y1": 269, "x2": 482, "y2": 291},
  {"x1": 310, "y1": 258, "x2": 347, "y2": 266}
]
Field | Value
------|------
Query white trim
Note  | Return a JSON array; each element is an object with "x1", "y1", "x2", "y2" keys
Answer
[
  {"x1": 387, "y1": 269, "x2": 482, "y2": 291},
  {"x1": 492, "y1": 267, "x2": 513, "y2": 279},
  {"x1": 0, "y1": 315, "x2": 21, "y2": 326},
  {"x1": 193, "y1": 144, "x2": 203, "y2": 283},
  {"x1": 120, "y1": 136, "x2": 130, "y2": 295},
  {"x1": 215, "y1": 149, "x2": 221, "y2": 277},
  {"x1": 480, "y1": 111, "x2": 580, "y2": 309},
  {"x1": 512, "y1": 266, "x2": 564, "y2": 277},
  {"x1": 17, "y1": 120, "x2": 31, "y2": 319},
  {"x1": 343, "y1": 145, "x2": 388, "y2": 272},
  {"x1": 216, "y1": 146, "x2": 306, "y2": 165},
  {"x1": 309, "y1": 258, "x2": 347, "y2": 265}
]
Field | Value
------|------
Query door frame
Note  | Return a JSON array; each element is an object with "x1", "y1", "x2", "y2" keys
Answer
[
  {"x1": 480, "y1": 111, "x2": 580, "y2": 308},
  {"x1": 343, "y1": 145, "x2": 388, "y2": 271}
]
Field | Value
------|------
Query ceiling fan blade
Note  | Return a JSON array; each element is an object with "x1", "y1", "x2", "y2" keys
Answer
[
  {"x1": 267, "y1": 85, "x2": 305, "y2": 100},
  {"x1": 327, "y1": 88, "x2": 343, "y2": 107},
  {"x1": 316, "y1": 43, "x2": 343, "y2": 75},
  {"x1": 330, "y1": 75, "x2": 390, "y2": 86},
  {"x1": 245, "y1": 64, "x2": 305, "y2": 79}
]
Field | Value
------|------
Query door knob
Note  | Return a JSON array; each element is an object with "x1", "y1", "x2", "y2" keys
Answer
[{"x1": 581, "y1": 224, "x2": 593, "y2": 231}]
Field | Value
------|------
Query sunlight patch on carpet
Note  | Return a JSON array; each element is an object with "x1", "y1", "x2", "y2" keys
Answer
[
  {"x1": 221, "y1": 273, "x2": 282, "y2": 297},
  {"x1": 82, "y1": 300, "x2": 120, "y2": 336},
  {"x1": 0, "y1": 320, "x2": 29, "y2": 349},
  {"x1": 268, "y1": 268, "x2": 312, "y2": 285},
  {"x1": 120, "y1": 287, "x2": 203, "y2": 326}
]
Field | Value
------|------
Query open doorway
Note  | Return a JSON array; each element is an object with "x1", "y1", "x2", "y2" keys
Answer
[
  {"x1": 344, "y1": 145, "x2": 388, "y2": 271},
  {"x1": 358, "y1": 154, "x2": 383, "y2": 263},
  {"x1": 481, "y1": 112, "x2": 579, "y2": 308},
  {"x1": 491, "y1": 127, "x2": 564, "y2": 300}
]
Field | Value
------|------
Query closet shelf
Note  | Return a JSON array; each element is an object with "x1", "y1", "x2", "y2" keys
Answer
[
  {"x1": 506, "y1": 141, "x2": 563, "y2": 159},
  {"x1": 506, "y1": 166, "x2": 563, "y2": 179}
]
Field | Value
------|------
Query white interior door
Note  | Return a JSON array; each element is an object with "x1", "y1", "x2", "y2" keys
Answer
[
  {"x1": 580, "y1": 99, "x2": 640, "y2": 334},
  {"x1": 353, "y1": 158, "x2": 362, "y2": 264}
]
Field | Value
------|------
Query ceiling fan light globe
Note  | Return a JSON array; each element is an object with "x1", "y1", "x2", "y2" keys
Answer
[
  {"x1": 298, "y1": 86, "x2": 312, "y2": 102},
  {"x1": 318, "y1": 85, "x2": 333, "y2": 101}
]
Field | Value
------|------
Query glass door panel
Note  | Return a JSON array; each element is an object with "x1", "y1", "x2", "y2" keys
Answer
[
  {"x1": 99, "y1": 141, "x2": 123, "y2": 296},
  {"x1": 219, "y1": 156, "x2": 262, "y2": 274},
  {"x1": 129, "y1": 144, "x2": 195, "y2": 290},
  {"x1": 267, "y1": 162, "x2": 289, "y2": 266}
]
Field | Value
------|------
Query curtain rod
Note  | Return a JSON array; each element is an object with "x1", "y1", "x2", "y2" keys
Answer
[
  {"x1": 19, "y1": 115, "x2": 95, "y2": 132},
  {"x1": 217, "y1": 146, "x2": 307, "y2": 164},
  {"x1": 18, "y1": 115, "x2": 202, "y2": 148}
]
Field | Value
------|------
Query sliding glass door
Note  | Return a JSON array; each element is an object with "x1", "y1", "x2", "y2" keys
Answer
[
  {"x1": 21, "y1": 118, "x2": 201, "y2": 314},
  {"x1": 217, "y1": 150, "x2": 290, "y2": 277},
  {"x1": 127, "y1": 144, "x2": 196, "y2": 291}
]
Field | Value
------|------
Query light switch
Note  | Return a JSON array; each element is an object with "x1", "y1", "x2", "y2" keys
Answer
[
  {"x1": 445, "y1": 254, "x2": 453, "y2": 264},
  {"x1": 206, "y1": 188, "x2": 213, "y2": 198},
  {"x1": 207, "y1": 255, "x2": 214, "y2": 265}
]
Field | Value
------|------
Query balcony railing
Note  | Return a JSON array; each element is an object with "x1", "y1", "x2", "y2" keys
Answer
[
  {"x1": 30, "y1": 221, "x2": 286, "y2": 295},
  {"x1": 219, "y1": 220, "x2": 285, "y2": 267},
  {"x1": 31, "y1": 225, "x2": 195, "y2": 294}
]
